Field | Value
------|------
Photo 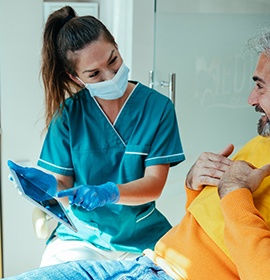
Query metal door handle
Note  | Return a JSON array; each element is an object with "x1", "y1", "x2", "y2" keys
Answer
[
  {"x1": 149, "y1": 70, "x2": 154, "y2": 89},
  {"x1": 160, "y1": 73, "x2": 176, "y2": 104},
  {"x1": 148, "y1": 71, "x2": 176, "y2": 104}
]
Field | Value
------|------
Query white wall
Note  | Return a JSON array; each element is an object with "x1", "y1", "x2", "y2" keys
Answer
[
  {"x1": 99, "y1": 0, "x2": 154, "y2": 86},
  {"x1": 0, "y1": 0, "x2": 46, "y2": 277}
]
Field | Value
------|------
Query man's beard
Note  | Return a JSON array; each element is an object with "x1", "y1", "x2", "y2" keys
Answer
[{"x1": 258, "y1": 118, "x2": 270, "y2": 136}]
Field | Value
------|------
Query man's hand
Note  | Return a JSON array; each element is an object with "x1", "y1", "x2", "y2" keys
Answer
[
  {"x1": 185, "y1": 144, "x2": 234, "y2": 191},
  {"x1": 218, "y1": 160, "x2": 270, "y2": 199}
]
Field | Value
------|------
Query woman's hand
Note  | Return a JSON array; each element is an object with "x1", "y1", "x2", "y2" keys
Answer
[
  {"x1": 7, "y1": 160, "x2": 57, "y2": 201},
  {"x1": 57, "y1": 182, "x2": 119, "y2": 211}
]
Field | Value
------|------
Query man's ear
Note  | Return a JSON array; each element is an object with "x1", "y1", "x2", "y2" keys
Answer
[{"x1": 68, "y1": 73, "x2": 84, "y2": 87}]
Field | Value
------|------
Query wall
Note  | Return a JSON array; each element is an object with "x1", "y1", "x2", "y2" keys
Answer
[
  {"x1": 99, "y1": 0, "x2": 154, "y2": 85},
  {"x1": 0, "y1": 0, "x2": 46, "y2": 276}
]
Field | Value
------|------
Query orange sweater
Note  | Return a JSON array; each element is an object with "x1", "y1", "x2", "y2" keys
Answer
[{"x1": 145, "y1": 136, "x2": 270, "y2": 280}]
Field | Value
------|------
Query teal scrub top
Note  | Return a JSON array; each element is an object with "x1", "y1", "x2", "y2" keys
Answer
[{"x1": 38, "y1": 82, "x2": 185, "y2": 252}]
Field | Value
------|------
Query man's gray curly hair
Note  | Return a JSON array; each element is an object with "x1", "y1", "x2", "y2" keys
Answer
[{"x1": 248, "y1": 27, "x2": 270, "y2": 56}]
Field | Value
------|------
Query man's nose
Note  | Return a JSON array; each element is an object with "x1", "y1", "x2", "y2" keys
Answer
[{"x1": 248, "y1": 88, "x2": 258, "y2": 106}]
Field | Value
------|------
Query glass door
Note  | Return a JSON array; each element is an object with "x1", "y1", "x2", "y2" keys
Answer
[{"x1": 154, "y1": 0, "x2": 270, "y2": 223}]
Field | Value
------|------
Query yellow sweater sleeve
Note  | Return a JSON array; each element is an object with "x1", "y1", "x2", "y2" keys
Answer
[{"x1": 221, "y1": 188, "x2": 270, "y2": 280}]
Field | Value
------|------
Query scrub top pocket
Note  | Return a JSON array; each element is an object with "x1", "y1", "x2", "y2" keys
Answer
[{"x1": 121, "y1": 144, "x2": 150, "y2": 181}]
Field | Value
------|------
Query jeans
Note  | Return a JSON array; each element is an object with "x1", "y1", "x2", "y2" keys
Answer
[{"x1": 4, "y1": 256, "x2": 174, "y2": 280}]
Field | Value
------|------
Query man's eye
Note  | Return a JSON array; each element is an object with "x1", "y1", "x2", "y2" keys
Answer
[
  {"x1": 255, "y1": 83, "x2": 262, "y2": 89},
  {"x1": 89, "y1": 71, "x2": 99, "y2": 78}
]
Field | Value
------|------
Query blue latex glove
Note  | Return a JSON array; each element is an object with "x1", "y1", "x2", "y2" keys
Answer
[
  {"x1": 7, "y1": 160, "x2": 57, "y2": 201},
  {"x1": 57, "y1": 182, "x2": 120, "y2": 211}
]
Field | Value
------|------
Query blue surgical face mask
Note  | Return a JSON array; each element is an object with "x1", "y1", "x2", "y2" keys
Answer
[{"x1": 77, "y1": 62, "x2": 130, "y2": 100}]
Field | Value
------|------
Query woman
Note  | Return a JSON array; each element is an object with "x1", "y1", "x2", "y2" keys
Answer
[{"x1": 33, "y1": 6, "x2": 185, "y2": 266}]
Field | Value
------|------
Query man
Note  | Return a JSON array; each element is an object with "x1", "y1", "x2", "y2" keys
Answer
[{"x1": 5, "y1": 29, "x2": 270, "y2": 280}]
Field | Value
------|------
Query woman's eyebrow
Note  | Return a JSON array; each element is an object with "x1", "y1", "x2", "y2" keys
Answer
[{"x1": 82, "y1": 49, "x2": 116, "y2": 74}]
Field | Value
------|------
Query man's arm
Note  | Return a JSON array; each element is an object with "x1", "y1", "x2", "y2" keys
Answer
[{"x1": 218, "y1": 161, "x2": 270, "y2": 280}]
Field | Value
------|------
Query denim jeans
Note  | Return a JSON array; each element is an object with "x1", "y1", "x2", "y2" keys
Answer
[{"x1": 4, "y1": 256, "x2": 174, "y2": 280}]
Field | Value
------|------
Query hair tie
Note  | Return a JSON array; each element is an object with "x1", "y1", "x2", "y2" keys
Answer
[
  {"x1": 55, "y1": 14, "x2": 74, "y2": 39},
  {"x1": 61, "y1": 14, "x2": 73, "y2": 28}
]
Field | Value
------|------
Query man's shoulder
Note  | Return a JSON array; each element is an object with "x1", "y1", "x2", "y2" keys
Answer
[{"x1": 233, "y1": 135, "x2": 270, "y2": 166}]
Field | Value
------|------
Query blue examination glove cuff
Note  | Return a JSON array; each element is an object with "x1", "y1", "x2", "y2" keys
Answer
[{"x1": 106, "y1": 182, "x2": 120, "y2": 204}]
